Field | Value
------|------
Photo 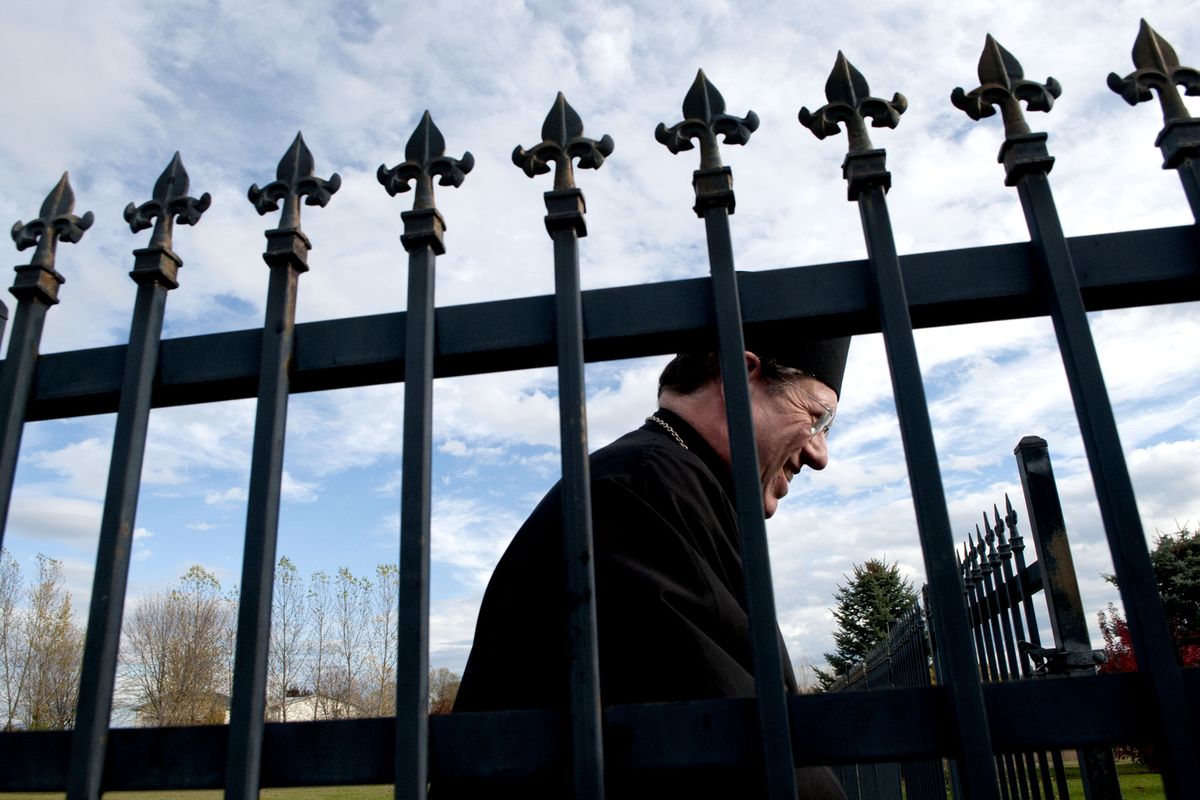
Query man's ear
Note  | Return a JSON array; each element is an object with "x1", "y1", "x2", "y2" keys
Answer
[{"x1": 744, "y1": 351, "x2": 762, "y2": 377}]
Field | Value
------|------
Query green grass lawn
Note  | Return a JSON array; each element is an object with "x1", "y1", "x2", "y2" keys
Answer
[
  {"x1": 1063, "y1": 760, "x2": 1165, "y2": 799},
  {"x1": 0, "y1": 761, "x2": 1168, "y2": 799}
]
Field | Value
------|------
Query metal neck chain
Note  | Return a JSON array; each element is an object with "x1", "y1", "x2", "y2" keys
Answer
[{"x1": 646, "y1": 414, "x2": 688, "y2": 450}]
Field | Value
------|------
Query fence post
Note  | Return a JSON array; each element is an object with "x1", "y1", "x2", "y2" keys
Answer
[
  {"x1": 799, "y1": 54, "x2": 999, "y2": 798},
  {"x1": 657, "y1": 70, "x2": 796, "y2": 800},
  {"x1": 513, "y1": 93, "x2": 612, "y2": 800},
  {"x1": 0, "y1": 174, "x2": 92, "y2": 548},
  {"x1": 225, "y1": 134, "x2": 340, "y2": 800},
  {"x1": 1014, "y1": 436, "x2": 1122, "y2": 800},
  {"x1": 954, "y1": 36, "x2": 1198, "y2": 794},
  {"x1": 67, "y1": 155, "x2": 209, "y2": 800},
  {"x1": 379, "y1": 111, "x2": 473, "y2": 800}
]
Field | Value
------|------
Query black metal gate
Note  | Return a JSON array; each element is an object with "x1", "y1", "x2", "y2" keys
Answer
[{"x1": 1, "y1": 20, "x2": 1198, "y2": 800}]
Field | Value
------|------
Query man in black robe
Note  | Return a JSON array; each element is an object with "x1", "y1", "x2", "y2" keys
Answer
[{"x1": 452, "y1": 337, "x2": 850, "y2": 799}]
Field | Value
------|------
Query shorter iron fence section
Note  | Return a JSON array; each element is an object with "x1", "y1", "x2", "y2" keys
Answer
[{"x1": 829, "y1": 436, "x2": 1122, "y2": 800}]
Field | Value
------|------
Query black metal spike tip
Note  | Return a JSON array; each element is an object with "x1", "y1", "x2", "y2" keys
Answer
[
  {"x1": 951, "y1": 35, "x2": 1062, "y2": 137},
  {"x1": 1107, "y1": 19, "x2": 1200, "y2": 125},
  {"x1": 1005, "y1": 494, "x2": 1018, "y2": 530},
  {"x1": 124, "y1": 153, "x2": 211, "y2": 250},
  {"x1": 378, "y1": 112, "x2": 473, "y2": 211},
  {"x1": 993, "y1": 505, "x2": 1007, "y2": 543},
  {"x1": 513, "y1": 93, "x2": 614, "y2": 191},
  {"x1": 249, "y1": 133, "x2": 341, "y2": 230},
  {"x1": 799, "y1": 52, "x2": 907, "y2": 154},
  {"x1": 11, "y1": 172, "x2": 94, "y2": 270},
  {"x1": 655, "y1": 69, "x2": 758, "y2": 170}
]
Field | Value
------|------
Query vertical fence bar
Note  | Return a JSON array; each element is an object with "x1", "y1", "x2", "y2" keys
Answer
[
  {"x1": 514, "y1": 93, "x2": 613, "y2": 800},
  {"x1": 800, "y1": 54, "x2": 999, "y2": 798},
  {"x1": 977, "y1": 528, "x2": 1026, "y2": 800},
  {"x1": 1014, "y1": 437, "x2": 1122, "y2": 800},
  {"x1": 225, "y1": 135, "x2": 339, "y2": 800},
  {"x1": 656, "y1": 70, "x2": 796, "y2": 800},
  {"x1": 990, "y1": 508, "x2": 1045, "y2": 800},
  {"x1": 1000, "y1": 497, "x2": 1058, "y2": 800},
  {"x1": 66, "y1": 157, "x2": 207, "y2": 800},
  {"x1": 0, "y1": 174, "x2": 92, "y2": 547},
  {"x1": 1108, "y1": 20, "x2": 1200, "y2": 224},
  {"x1": 954, "y1": 38, "x2": 1199, "y2": 794},
  {"x1": 379, "y1": 112, "x2": 472, "y2": 800}
]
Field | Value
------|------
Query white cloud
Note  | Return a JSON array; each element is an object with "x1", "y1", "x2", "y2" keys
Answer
[
  {"x1": 27, "y1": 436, "x2": 113, "y2": 499},
  {"x1": 7, "y1": 496, "x2": 102, "y2": 547},
  {"x1": 205, "y1": 487, "x2": 248, "y2": 506}
]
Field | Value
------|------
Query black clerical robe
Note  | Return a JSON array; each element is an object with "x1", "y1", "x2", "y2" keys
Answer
[{"x1": 451, "y1": 410, "x2": 844, "y2": 799}]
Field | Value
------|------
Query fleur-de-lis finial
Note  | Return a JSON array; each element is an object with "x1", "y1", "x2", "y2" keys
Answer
[
  {"x1": 799, "y1": 52, "x2": 907, "y2": 153},
  {"x1": 982, "y1": 511, "x2": 995, "y2": 543},
  {"x1": 1004, "y1": 494, "x2": 1018, "y2": 532},
  {"x1": 11, "y1": 172, "x2": 94, "y2": 273},
  {"x1": 378, "y1": 111, "x2": 474, "y2": 211},
  {"x1": 655, "y1": 70, "x2": 759, "y2": 170},
  {"x1": 249, "y1": 132, "x2": 341, "y2": 230},
  {"x1": 974, "y1": 527, "x2": 993, "y2": 566},
  {"x1": 514, "y1": 93, "x2": 614, "y2": 192},
  {"x1": 1108, "y1": 19, "x2": 1200, "y2": 126},
  {"x1": 952, "y1": 35, "x2": 1062, "y2": 137},
  {"x1": 124, "y1": 153, "x2": 211, "y2": 251},
  {"x1": 993, "y1": 505, "x2": 1008, "y2": 545}
]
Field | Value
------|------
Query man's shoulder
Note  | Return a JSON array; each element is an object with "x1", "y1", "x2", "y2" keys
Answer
[{"x1": 590, "y1": 425, "x2": 710, "y2": 484}]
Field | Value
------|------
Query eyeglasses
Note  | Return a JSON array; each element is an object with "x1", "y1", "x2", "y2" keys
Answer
[{"x1": 784, "y1": 381, "x2": 836, "y2": 438}]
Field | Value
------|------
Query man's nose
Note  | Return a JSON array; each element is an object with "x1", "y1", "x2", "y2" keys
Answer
[{"x1": 801, "y1": 432, "x2": 829, "y2": 471}]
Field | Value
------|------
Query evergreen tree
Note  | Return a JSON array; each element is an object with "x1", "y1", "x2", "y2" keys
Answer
[
  {"x1": 818, "y1": 559, "x2": 917, "y2": 688},
  {"x1": 1148, "y1": 527, "x2": 1200, "y2": 648}
]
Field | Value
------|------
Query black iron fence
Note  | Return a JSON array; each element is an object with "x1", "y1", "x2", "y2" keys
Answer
[
  {"x1": 829, "y1": 437, "x2": 1126, "y2": 799},
  {"x1": 1, "y1": 20, "x2": 1199, "y2": 800}
]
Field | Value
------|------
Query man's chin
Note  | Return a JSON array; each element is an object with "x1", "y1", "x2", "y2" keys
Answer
[{"x1": 762, "y1": 495, "x2": 779, "y2": 519}]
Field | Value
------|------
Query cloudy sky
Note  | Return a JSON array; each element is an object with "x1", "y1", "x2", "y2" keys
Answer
[{"x1": 1, "y1": 0, "x2": 1197, "y2": 679}]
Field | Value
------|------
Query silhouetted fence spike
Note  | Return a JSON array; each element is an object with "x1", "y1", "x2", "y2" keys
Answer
[
  {"x1": 226, "y1": 135, "x2": 339, "y2": 800},
  {"x1": 383, "y1": 112, "x2": 470, "y2": 800},
  {"x1": 378, "y1": 111, "x2": 473, "y2": 219},
  {"x1": 798, "y1": 51, "x2": 907, "y2": 155},
  {"x1": 803, "y1": 52, "x2": 998, "y2": 798},
  {"x1": 658, "y1": 68, "x2": 797, "y2": 800},
  {"x1": 512, "y1": 92, "x2": 611, "y2": 800},
  {"x1": 956, "y1": 31, "x2": 1199, "y2": 792},
  {"x1": 1107, "y1": 20, "x2": 1200, "y2": 221},
  {"x1": 951, "y1": 35, "x2": 1061, "y2": 137},
  {"x1": 68, "y1": 153, "x2": 207, "y2": 800},
  {"x1": 0, "y1": 173, "x2": 94, "y2": 550},
  {"x1": 513, "y1": 92, "x2": 614, "y2": 194},
  {"x1": 249, "y1": 132, "x2": 341, "y2": 229},
  {"x1": 1108, "y1": 20, "x2": 1199, "y2": 125},
  {"x1": 125, "y1": 152, "x2": 211, "y2": 255}
]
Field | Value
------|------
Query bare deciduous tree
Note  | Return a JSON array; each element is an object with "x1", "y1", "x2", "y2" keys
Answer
[
  {"x1": 0, "y1": 549, "x2": 24, "y2": 730},
  {"x1": 367, "y1": 563, "x2": 398, "y2": 716},
  {"x1": 121, "y1": 565, "x2": 234, "y2": 726},
  {"x1": 0, "y1": 552, "x2": 84, "y2": 730},
  {"x1": 268, "y1": 556, "x2": 306, "y2": 721},
  {"x1": 328, "y1": 567, "x2": 370, "y2": 716},
  {"x1": 428, "y1": 667, "x2": 460, "y2": 715},
  {"x1": 306, "y1": 570, "x2": 332, "y2": 720}
]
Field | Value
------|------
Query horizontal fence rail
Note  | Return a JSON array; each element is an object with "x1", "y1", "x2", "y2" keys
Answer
[
  {"x1": 16, "y1": 223, "x2": 1200, "y2": 420},
  {"x1": 2, "y1": 674, "x2": 1198, "y2": 791},
  {"x1": 1, "y1": 16, "x2": 1199, "y2": 800}
]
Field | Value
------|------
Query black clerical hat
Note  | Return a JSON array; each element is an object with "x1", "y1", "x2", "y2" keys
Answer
[{"x1": 747, "y1": 334, "x2": 851, "y2": 398}]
